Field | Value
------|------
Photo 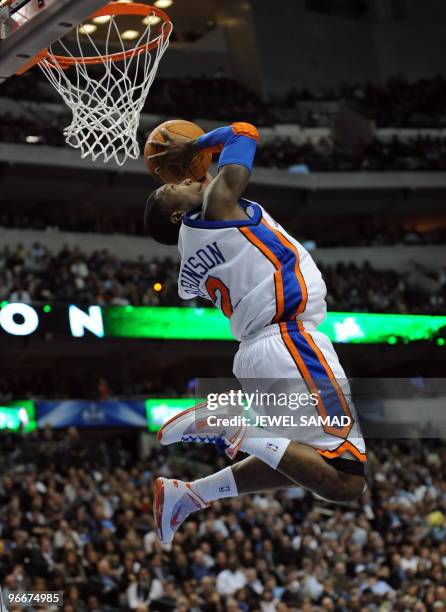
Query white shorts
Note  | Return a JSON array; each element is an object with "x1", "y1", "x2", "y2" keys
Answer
[{"x1": 233, "y1": 320, "x2": 366, "y2": 462}]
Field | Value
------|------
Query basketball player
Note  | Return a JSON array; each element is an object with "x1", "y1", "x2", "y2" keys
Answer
[{"x1": 145, "y1": 123, "x2": 366, "y2": 545}]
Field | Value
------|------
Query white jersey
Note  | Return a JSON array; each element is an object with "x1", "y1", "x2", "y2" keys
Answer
[
  {"x1": 178, "y1": 199, "x2": 366, "y2": 460},
  {"x1": 178, "y1": 199, "x2": 327, "y2": 341}
]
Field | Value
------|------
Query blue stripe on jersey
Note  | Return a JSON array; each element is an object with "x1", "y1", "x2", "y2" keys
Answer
[
  {"x1": 285, "y1": 320, "x2": 352, "y2": 431},
  {"x1": 248, "y1": 223, "x2": 302, "y2": 320}
]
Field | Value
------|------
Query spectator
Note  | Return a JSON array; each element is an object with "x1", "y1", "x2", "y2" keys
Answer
[
  {"x1": 9, "y1": 282, "x2": 31, "y2": 303},
  {"x1": 190, "y1": 549, "x2": 213, "y2": 580},
  {"x1": 260, "y1": 588, "x2": 280, "y2": 612},
  {"x1": 54, "y1": 519, "x2": 82, "y2": 550},
  {"x1": 29, "y1": 537, "x2": 60, "y2": 579},
  {"x1": 216, "y1": 557, "x2": 248, "y2": 596},
  {"x1": 126, "y1": 567, "x2": 163, "y2": 610},
  {"x1": 400, "y1": 545, "x2": 419, "y2": 573},
  {"x1": 62, "y1": 549, "x2": 86, "y2": 586},
  {"x1": 90, "y1": 559, "x2": 120, "y2": 608}
]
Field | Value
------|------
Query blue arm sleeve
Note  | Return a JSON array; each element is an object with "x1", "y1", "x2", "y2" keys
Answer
[{"x1": 195, "y1": 123, "x2": 259, "y2": 173}]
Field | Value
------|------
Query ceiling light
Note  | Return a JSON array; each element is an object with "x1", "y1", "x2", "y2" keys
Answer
[
  {"x1": 92, "y1": 15, "x2": 112, "y2": 24},
  {"x1": 121, "y1": 29, "x2": 140, "y2": 40},
  {"x1": 154, "y1": 0, "x2": 173, "y2": 8},
  {"x1": 142, "y1": 15, "x2": 161, "y2": 26},
  {"x1": 78, "y1": 23, "x2": 97, "y2": 34}
]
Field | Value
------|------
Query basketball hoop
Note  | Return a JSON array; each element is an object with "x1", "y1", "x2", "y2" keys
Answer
[{"x1": 33, "y1": 2, "x2": 172, "y2": 165}]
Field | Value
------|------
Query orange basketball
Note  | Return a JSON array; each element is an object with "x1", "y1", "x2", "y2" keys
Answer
[{"x1": 144, "y1": 119, "x2": 212, "y2": 184}]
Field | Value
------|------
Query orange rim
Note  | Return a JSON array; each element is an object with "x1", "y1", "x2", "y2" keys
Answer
[{"x1": 38, "y1": 2, "x2": 172, "y2": 68}]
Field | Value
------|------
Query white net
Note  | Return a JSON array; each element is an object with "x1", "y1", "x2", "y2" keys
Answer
[{"x1": 38, "y1": 12, "x2": 171, "y2": 165}]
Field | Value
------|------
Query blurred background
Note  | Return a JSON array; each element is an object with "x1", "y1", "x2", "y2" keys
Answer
[{"x1": 0, "y1": 0, "x2": 446, "y2": 610}]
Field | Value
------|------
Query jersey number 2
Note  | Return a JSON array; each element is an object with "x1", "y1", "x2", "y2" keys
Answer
[{"x1": 205, "y1": 277, "x2": 233, "y2": 318}]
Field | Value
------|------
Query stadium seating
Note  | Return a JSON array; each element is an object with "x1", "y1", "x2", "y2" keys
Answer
[
  {"x1": 1, "y1": 429, "x2": 445, "y2": 611},
  {"x1": 1, "y1": 243, "x2": 444, "y2": 314}
]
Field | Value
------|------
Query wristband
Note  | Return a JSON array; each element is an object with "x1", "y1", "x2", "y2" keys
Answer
[{"x1": 195, "y1": 122, "x2": 259, "y2": 173}]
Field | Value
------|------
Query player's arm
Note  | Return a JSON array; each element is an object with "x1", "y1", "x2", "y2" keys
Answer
[
  {"x1": 202, "y1": 164, "x2": 249, "y2": 221},
  {"x1": 193, "y1": 123, "x2": 259, "y2": 221},
  {"x1": 147, "y1": 123, "x2": 259, "y2": 221}
]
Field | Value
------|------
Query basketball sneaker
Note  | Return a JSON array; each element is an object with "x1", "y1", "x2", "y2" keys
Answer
[
  {"x1": 153, "y1": 477, "x2": 208, "y2": 545},
  {"x1": 157, "y1": 398, "x2": 247, "y2": 459}
]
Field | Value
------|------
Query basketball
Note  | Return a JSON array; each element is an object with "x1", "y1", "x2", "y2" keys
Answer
[{"x1": 144, "y1": 119, "x2": 212, "y2": 184}]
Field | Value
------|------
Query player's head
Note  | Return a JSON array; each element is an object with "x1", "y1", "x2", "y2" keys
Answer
[{"x1": 145, "y1": 178, "x2": 205, "y2": 245}]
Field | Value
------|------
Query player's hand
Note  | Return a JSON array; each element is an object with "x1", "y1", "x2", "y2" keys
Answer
[{"x1": 146, "y1": 128, "x2": 196, "y2": 166}]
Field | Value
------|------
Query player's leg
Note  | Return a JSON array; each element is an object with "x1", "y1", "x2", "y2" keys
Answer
[
  {"x1": 229, "y1": 322, "x2": 366, "y2": 501},
  {"x1": 190, "y1": 439, "x2": 364, "y2": 503},
  {"x1": 189, "y1": 456, "x2": 293, "y2": 504},
  {"x1": 231, "y1": 456, "x2": 294, "y2": 491},
  {"x1": 154, "y1": 323, "x2": 366, "y2": 542},
  {"x1": 154, "y1": 441, "x2": 364, "y2": 544},
  {"x1": 231, "y1": 446, "x2": 365, "y2": 502}
]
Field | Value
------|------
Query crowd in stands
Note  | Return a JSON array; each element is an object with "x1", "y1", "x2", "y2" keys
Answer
[
  {"x1": 2, "y1": 210, "x2": 446, "y2": 247},
  {"x1": 322, "y1": 261, "x2": 446, "y2": 315},
  {"x1": 2, "y1": 110, "x2": 446, "y2": 171},
  {"x1": 0, "y1": 115, "x2": 65, "y2": 148},
  {"x1": 255, "y1": 134, "x2": 446, "y2": 172},
  {"x1": 3, "y1": 71, "x2": 446, "y2": 172},
  {"x1": 297, "y1": 223, "x2": 446, "y2": 249},
  {"x1": 0, "y1": 112, "x2": 67, "y2": 148},
  {"x1": 0, "y1": 428, "x2": 445, "y2": 611},
  {"x1": 0, "y1": 73, "x2": 271, "y2": 126},
  {"x1": 2, "y1": 110, "x2": 446, "y2": 172},
  {"x1": 0, "y1": 371, "x2": 177, "y2": 402},
  {"x1": 3, "y1": 71, "x2": 446, "y2": 128},
  {"x1": 262, "y1": 75, "x2": 446, "y2": 128},
  {"x1": 147, "y1": 76, "x2": 272, "y2": 126},
  {"x1": 344, "y1": 76, "x2": 446, "y2": 128},
  {"x1": 0, "y1": 243, "x2": 179, "y2": 308},
  {"x1": 0, "y1": 243, "x2": 445, "y2": 314}
]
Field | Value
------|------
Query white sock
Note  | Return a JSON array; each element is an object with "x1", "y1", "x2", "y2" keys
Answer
[
  {"x1": 240, "y1": 428, "x2": 291, "y2": 469},
  {"x1": 190, "y1": 466, "x2": 238, "y2": 503}
]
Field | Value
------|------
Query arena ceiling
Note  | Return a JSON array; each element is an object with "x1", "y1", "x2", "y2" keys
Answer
[{"x1": 65, "y1": 0, "x2": 219, "y2": 47}]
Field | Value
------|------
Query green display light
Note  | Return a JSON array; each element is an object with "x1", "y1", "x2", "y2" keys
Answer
[
  {"x1": 145, "y1": 398, "x2": 205, "y2": 432},
  {"x1": 0, "y1": 300, "x2": 8, "y2": 308},
  {"x1": 0, "y1": 400, "x2": 37, "y2": 433},
  {"x1": 103, "y1": 307, "x2": 446, "y2": 345},
  {"x1": 105, "y1": 307, "x2": 233, "y2": 341},
  {"x1": 3, "y1": 303, "x2": 445, "y2": 345},
  {"x1": 437, "y1": 338, "x2": 446, "y2": 346}
]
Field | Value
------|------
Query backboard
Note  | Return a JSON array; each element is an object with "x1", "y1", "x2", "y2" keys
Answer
[{"x1": 0, "y1": 0, "x2": 108, "y2": 83}]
